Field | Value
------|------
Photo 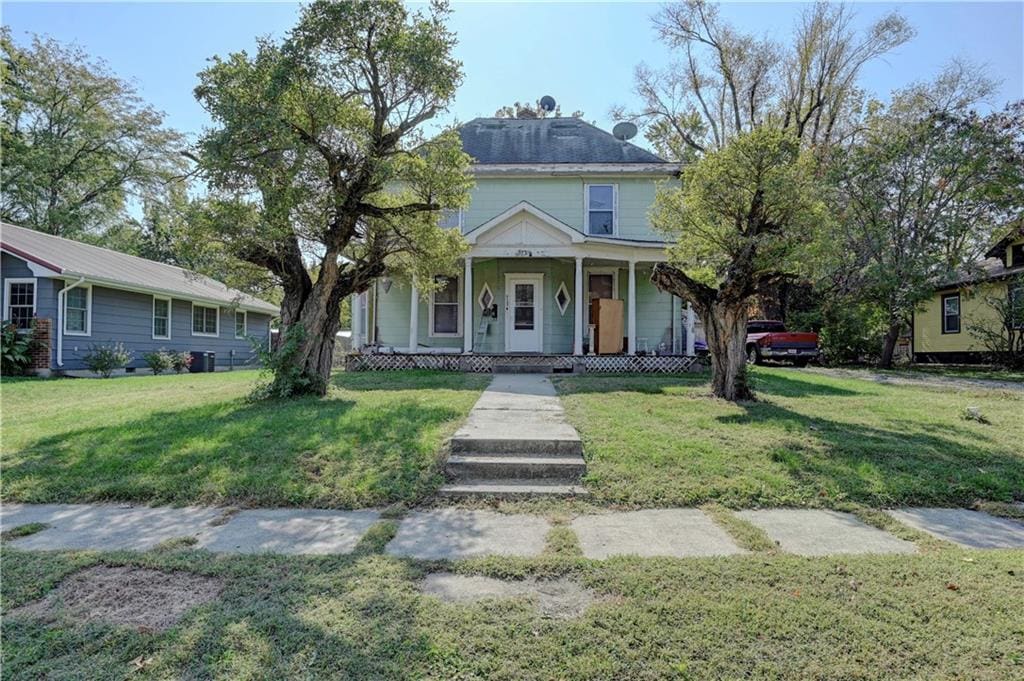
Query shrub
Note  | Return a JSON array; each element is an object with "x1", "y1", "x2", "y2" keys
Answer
[
  {"x1": 82, "y1": 342, "x2": 132, "y2": 377},
  {"x1": 1, "y1": 321, "x2": 35, "y2": 375},
  {"x1": 968, "y1": 276, "x2": 1024, "y2": 370},
  {"x1": 170, "y1": 351, "x2": 193, "y2": 373},
  {"x1": 249, "y1": 323, "x2": 324, "y2": 400},
  {"x1": 143, "y1": 349, "x2": 174, "y2": 375}
]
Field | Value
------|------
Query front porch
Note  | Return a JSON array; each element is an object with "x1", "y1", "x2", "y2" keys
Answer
[{"x1": 350, "y1": 201, "x2": 701, "y2": 365}]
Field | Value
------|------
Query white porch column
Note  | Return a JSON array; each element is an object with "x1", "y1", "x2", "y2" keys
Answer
[
  {"x1": 627, "y1": 260, "x2": 637, "y2": 355},
  {"x1": 463, "y1": 257, "x2": 473, "y2": 353},
  {"x1": 408, "y1": 278, "x2": 419, "y2": 352},
  {"x1": 685, "y1": 302, "x2": 696, "y2": 356},
  {"x1": 573, "y1": 256, "x2": 584, "y2": 356},
  {"x1": 351, "y1": 293, "x2": 363, "y2": 350}
]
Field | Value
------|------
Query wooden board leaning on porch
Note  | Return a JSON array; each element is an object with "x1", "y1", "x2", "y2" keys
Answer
[{"x1": 591, "y1": 298, "x2": 624, "y2": 354}]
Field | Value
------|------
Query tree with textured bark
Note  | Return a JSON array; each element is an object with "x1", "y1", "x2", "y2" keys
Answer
[
  {"x1": 651, "y1": 127, "x2": 826, "y2": 399},
  {"x1": 829, "y1": 85, "x2": 1024, "y2": 368},
  {"x1": 0, "y1": 28, "x2": 185, "y2": 238},
  {"x1": 191, "y1": 0, "x2": 472, "y2": 396},
  {"x1": 626, "y1": 0, "x2": 910, "y2": 399}
]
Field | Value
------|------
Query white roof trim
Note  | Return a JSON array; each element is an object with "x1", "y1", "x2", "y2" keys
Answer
[
  {"x1": 470, "y1": 163, "x2": 681, "y2": 176},
  {"x1": 465, "y1": 201, "x2": 586, "y2": 245},
  {"x1": 60, "y1": 272, "x2": 278, "y2": 315}
]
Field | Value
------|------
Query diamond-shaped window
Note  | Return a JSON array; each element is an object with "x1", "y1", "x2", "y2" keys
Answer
[
  {"x1": 478, "y1": 283, "x2": 494, "y2": 311},
  {"x1": 555, "y1": 282, "x2": 571, "y2": 315}
]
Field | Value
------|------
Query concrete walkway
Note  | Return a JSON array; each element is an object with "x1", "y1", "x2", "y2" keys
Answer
[{"x1": 4, "y1": 503, "x2": 1023, "y2": 558}]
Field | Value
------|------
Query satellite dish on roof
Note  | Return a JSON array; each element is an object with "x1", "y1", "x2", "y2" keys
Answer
[
  {"x1": 539, "y1": 95, "x2": 557, "y2": 112},
  {"x1": 612, "y1": 121, "x2": 638, "y2": 141}
]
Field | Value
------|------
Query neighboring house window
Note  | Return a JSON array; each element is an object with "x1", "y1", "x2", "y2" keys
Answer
[
  {"x1": 4, "y1": 278, "x2": 36, "y2": 330},
  {"x1": 585, "y1": 184, "x2": 616, "y2": 236},
  {"x1": 941, "y1": 293, "x2": 960, "y2": 334},
  {"x1": 63, "y1": 286, "x2": 91, "y2": 336},
  {"x1": 1010, "y1": 282, "x2": 1024, "y2": 330},
  {"x1": 192, "y1": 303, "x2": 219, "y2": 336},
  {"x1": 438, "y1": 208, "x2": 463, "y2": 230},
  {"x1": 1011, "y1": 243, "x2": 1024, "y2": 267},
  {"x1": 235, "y1": 311, "x2": 247, "y2": 339},
  {"x1": 153, "y1": 297, "x2": 171, "y2": 339},
  {"x1": 429, "y1": 275, "x2": 460, "y2": 337}
]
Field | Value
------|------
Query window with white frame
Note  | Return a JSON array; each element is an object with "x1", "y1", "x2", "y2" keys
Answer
[
  {"x1": 235, "y1": 310, "x2": 247, "y2": 339},
  {"x1": 585, "y1": 184, "x2": 616, "y2": 236},
  {"x1": 942, "y1": 293, "x2": 960, "y2": 334},
  {"x1": 430, "y1": 275, "x2": 460, "y2": 336},
  {"x1": 192, "y1": 303, "x2": 219, "y2": 336},
  {"x1": 438, "y1": 208, "x2": 463, "y2": 230},
  {"x1": 64, "y1": 286, "x2": 91, "y2": 335},
  {"x1": 153, "y1": 297, "x2": 171, "y2": 339},
  {"x1": 4, "y1": 278, "x2": 36, "y2": 330},
  {"x1": 555, "y1": 281, "x2": 571, "y2": 316}
]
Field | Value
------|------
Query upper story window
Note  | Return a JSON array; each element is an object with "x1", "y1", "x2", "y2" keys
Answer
[
  {"x1": 942, "y1": 293, "x2": 960, "y2": 334},
  {"x1": 192, "y1": 303, "x2": 219, "y2": 337},
  {"x1": 153, "y1": 297, "x2": 171, "y2": 339},
  {"x1": 1011, "y1": 243, "x2": 1023, "y2": 267},
  {"x1": 4, "y1": 278, "x2": 36, "y2": 330},
  {"x1": 430, "y1": 275, "x2": 461, "y2": 337},
  {"x1": 438, "y1": 208, "x2": 463, "y2": 230},
  {"x1": 64, "y1": 286, "x2": 91, "y2": 336},
  {"x1": 585, "y1": 184, "x2": 617, "y2": 236}
]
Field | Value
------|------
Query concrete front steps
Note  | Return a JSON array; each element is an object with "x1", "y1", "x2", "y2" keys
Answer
[{"x1": 438, "y1": 374, "x2": 588, "y2": 498}]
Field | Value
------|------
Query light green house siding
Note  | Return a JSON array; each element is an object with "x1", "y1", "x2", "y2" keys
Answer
[
  {"x1": 463, "y1": 176, "x2": 669, "y2": 241},
  {"x1": 372, "y1": 260, "x2": 678, "y2": 354}
]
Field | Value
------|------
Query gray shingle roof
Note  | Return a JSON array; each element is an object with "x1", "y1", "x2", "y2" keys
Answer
[
  {"x1": 458, "y1": 117, "x2": 668, "y2": 165},
  {"x1": 1, "y1": 222, "x2": 278, "y2": 314}
]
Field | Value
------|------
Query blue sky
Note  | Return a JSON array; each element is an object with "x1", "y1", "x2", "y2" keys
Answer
[{"x1": 3, "y1": 1, "x2": 1022, "y2": 148}]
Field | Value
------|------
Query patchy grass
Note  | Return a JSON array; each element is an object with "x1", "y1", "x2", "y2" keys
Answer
[
  {"x1": 1, "y1": 522, "x2": 50, "y2": 542},
  {"x1": 701, "y1": 503, "x2": 776, "y2": 552},
  {"x1": 555, "y1": 367, "x2": 1024, "y2": 509},
  {"x1": 886, "y1": 364, "x2": 1024, "y2": 383},
  {"x1": 0, "y1": 370, "x2": 488, "y2": 508},
  {"x1": 2, "y1": 546, "x2": 1022, "y2": 679}
]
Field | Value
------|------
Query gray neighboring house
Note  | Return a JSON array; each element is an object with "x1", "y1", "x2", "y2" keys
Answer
[{"x1": 1, "y1": 222, "x2": 278, "y2": 375}]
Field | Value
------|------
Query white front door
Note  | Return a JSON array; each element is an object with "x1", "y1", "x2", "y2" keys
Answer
[{"x1": 505, "y1": 274, "x2": 543, "y2": 352}]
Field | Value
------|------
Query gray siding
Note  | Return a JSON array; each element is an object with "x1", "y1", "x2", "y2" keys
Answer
[
  {"x1": 1, "y1": 251, "x2": 59, "y2": 324},
  {"x1": 55, "y1": 283, "x2": 272, "y2": 371}
]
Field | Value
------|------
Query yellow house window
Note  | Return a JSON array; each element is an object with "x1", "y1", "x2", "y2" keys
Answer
[{"x1": 941, "y1": 293, "x2": 960, "y2": 334}]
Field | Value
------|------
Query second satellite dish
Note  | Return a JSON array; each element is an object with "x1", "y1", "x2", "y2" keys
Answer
[
  {"x1": 612, "y1": 122, "x2": 638, "y2": 141},
  {"x1": 539, "y1": 95, "x2": 557, "y2": 112}
]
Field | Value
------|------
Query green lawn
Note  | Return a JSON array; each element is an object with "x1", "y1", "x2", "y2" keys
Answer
[
  {"x1": 0, "y1": 370, "x2": 488, "y2": 508},
  {"x1": 556, "y1": 367, "x2": 1024, "y2": 508},
  {"x1": 3, "y1": 539, "x2": 1022, "y2": 680}
]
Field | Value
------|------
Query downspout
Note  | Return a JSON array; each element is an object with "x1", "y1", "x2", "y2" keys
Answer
[{"x1": 56, "y1": 276, "x2": 86, "y2": 367}]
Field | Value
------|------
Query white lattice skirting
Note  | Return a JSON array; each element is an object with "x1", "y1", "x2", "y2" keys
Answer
[{"x1": 344, "y1": 353, "x2": 701, "y2": 374}]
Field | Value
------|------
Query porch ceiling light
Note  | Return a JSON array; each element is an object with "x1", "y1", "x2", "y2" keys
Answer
[{"x1": 555, "y1": 281, "x2": 571, "y2": 316}]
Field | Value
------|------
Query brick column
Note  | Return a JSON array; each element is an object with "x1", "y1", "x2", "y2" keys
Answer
[{"x1": 30, "y1": 317, "x2": 52, "y2": 374}]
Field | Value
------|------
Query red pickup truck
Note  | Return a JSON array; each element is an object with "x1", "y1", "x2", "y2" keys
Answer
[{"x1": 745, "y1": 320, "x2": 819, "y2": 367}]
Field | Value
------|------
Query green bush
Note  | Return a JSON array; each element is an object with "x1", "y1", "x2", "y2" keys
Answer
[
  {"x1": 142, "y1": 349, "x2": 174, "y2": 375},
  {"x1": 170, "y1": 351, "x2": 193, "y2": 373},
  {"x1": 249, "y1": 323, "x2": 324, "y2": 400},
  {"x1": 82, "y1": 343, "x2": 132, "y2": 378},
  {"x1": 1, "y1": 321, "x2": 35, "y2": 375},
  {"x1": 790, "y1": 301, "x2": 889, "y2": 366}
]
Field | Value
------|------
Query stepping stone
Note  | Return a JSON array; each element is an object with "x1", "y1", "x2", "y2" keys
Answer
[
  {"x1": 571, "y1": 509, "x2": 743, "y2": 559},
  {"x1": 197, "y1": 509, "x2": 380, "y2": 555},
  {"x1": 5, "y1": 504, "x2": 221, "y2": 551},
  {"x1": 419, "y1": 572, "x2": 598, "y2": 619},
  {"x1": 386, "y1": 509, "x2": 548, "y2": 559},
  {"x1": 885, "y1": 508, "x2": 1024, "y2": 549},
  {"x1": 736, "y1": 509, "x2": 915, "y2": 556}
]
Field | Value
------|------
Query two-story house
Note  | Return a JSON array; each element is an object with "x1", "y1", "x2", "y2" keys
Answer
[{"x1": 350, "y1": 117, "x2": 699, "y2": 371}]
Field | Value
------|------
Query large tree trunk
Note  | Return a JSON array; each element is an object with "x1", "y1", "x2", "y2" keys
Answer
[
  {"x1": 652, "y1": 263, "x2": 755, "y2": 401},
  {"x1": 878, "y1": 320, "x2": 902, "y2": 369},
  {"x1": 704, "y1": 300, "x2": 754, "y2": 400}
]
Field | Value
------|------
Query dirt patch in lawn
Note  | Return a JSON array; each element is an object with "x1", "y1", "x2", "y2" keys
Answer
[
  {"x1": 419, "y1": 572, "x2": 600, "y2": 619},
  {"x1": 8, "y1": 565, "x2": 223, "y2": 633}
]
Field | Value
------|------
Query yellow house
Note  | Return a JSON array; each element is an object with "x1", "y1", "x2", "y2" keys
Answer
[{"x1": 913, "y1": 226, "x2": 1024, "y2": 363}]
